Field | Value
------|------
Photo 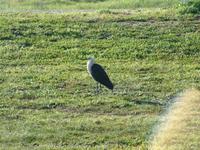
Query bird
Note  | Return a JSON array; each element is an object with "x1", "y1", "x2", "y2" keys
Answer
[{"x1": 87, "y1": 57, "x2": 113, "y2": 92}]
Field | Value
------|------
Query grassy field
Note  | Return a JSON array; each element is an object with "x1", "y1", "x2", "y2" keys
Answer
[
  {"x1": 0, "y1": 0, "x2": 181, "y2": 11},
  {"x1": 150, "y1": 89, "x2": 200, "y2": 150},
  {"x1": 0, "y1": 1, "x2": 200, "y2": 150}
]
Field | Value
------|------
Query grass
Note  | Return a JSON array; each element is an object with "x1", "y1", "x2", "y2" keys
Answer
[
  {"x1": 150, "y1": 89, "x2": 200, "y2": 150},
  {"x1": 180, "y1": 0, "x2": 200, "y2": 15},
  {"x1": 0, "y1": 7, "x2": 200, "y2": 150},
  {"x1": 0, "y1": 0, "x2": 181, "y2": 11}
]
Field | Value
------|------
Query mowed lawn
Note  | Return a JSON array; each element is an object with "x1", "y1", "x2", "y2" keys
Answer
[{"x1": 0, "y1": 9, "x2": 200, "y2": 149}]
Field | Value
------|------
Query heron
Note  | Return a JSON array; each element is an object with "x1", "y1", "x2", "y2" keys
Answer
[{"x1": 87, "y1": 57, "x2": 113, "y2": 92}]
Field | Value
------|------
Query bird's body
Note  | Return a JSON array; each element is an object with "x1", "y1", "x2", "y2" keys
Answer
[{"x1": 87, "y1": 58, "x2": 113, "y2": 91}]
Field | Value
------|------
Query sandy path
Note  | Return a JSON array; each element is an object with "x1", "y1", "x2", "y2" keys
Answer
[{"x1": 150, "y1": 89, "x2": 200, "y2": 150}]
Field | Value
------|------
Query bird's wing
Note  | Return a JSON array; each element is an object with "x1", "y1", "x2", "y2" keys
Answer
[{"x1": 91, "y1": 64, "x2": 113, "y2": 89}]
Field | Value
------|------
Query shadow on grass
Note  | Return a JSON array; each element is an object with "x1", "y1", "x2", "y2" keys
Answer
[
  {"x1": 129, "y1": 93, "x2": 178, "y2": 106},
  {"x1": 131, "y1": 100, "x2": 164, "y2": 106}
]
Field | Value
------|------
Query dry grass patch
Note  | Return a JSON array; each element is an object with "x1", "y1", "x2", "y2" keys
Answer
[{"x1": 150, "y1": 88, "x2": 200, "y2": 150}]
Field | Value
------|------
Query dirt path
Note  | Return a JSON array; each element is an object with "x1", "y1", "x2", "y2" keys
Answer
[
  {"x1": 0, "y1": 9, "x2": 98, "y2": 14},
  {"x1": 150, "y1": 89, "x2": 200, "y2": 150}
]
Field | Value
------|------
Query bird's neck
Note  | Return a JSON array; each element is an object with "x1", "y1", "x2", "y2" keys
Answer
[{"x1": 87, "y1": 60, "x2": 94, "y2": 74}]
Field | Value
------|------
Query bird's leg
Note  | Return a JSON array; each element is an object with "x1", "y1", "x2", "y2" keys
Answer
[
  {"x1": 96, "y1": 82, "x2": 99, "y2": 93},
  {"x1": 99, "y1": 84, "x2": 102, "y2": 92}
]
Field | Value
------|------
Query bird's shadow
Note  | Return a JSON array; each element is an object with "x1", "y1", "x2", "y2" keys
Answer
[
  {"x1": 129, "y1": 99, "x2": 164, "y2": 106},
  {"x1": 128, "y1": 93, "x2": 177, "y2": 106}
]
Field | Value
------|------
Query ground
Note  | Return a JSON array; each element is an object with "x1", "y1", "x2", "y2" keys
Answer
[
  {"x1": 150, "y1": 89, "x2": 200, "y2": 150},
  {"x1": 0, "y1": 1, "x2": 200, "y2": 149}
]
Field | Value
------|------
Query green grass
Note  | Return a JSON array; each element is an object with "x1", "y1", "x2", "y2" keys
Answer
[
  {"x1": 0, "y1": 9, "x2": 200, "y2": 149},
  {"x1": 180, "y1": 0, "x2": 200, "y2": 15},
  {"x1": 0, "y1": 0, "x2": 181, "y2": 11}
]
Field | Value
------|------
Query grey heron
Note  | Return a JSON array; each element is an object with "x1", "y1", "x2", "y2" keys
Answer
[{"x1": 87, "y1": 57, "x2": 113, "y2": 92}]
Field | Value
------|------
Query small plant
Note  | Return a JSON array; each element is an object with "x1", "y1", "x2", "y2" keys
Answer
[{"x1": 180, "y1": 0, "x2": 200, "y2": 14}]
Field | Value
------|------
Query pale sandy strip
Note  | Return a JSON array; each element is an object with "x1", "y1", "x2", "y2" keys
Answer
[{"x1": 150, "y1": 88, "x2": 200, "y2": 150}]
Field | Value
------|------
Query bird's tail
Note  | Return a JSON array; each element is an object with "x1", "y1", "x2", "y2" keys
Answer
[{"x1": 107, "y1": 82, "x2": 114, "y2": 90}]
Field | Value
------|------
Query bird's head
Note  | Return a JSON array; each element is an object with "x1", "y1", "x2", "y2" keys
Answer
[{"x1": 88, "y1": 57, "x2": 95, "y2": 62}]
